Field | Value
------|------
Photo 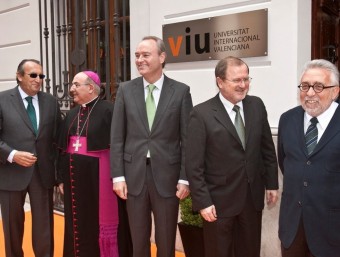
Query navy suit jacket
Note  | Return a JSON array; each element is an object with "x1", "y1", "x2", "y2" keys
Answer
[{"x1": 278, "y1": 104, "x2": 340, "y2": 256}]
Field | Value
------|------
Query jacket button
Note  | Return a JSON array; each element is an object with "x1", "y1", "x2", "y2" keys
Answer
[
  {"x1": 298, "y1": 201, "x2": 302, "y2": 206},
  {"x1": 307, "y1": 161, "x2": 311, "y2": 165},
  {"x1": 303, "y1": 181, "x2": 308, "y2": 187}
]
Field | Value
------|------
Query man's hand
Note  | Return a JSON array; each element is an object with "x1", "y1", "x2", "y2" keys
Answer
[
  {"x1": 200, "y1": 205, "x2": 217, "y2": 222},
  {"x1": 58, "y1": 183, "x2": 64, "y2": 195},
  {"x1": 13, "y1": 151, "x2": 37, "y2": 167},
  {"x1": 176, "y1": 183, "x2": 190, "y2": 200},
  {"x1": 266, "y1": 190, "x2": 278, "y2": 205},
  {"x1": 113, "y1": 181, "x2": 128, "y2": 199}
]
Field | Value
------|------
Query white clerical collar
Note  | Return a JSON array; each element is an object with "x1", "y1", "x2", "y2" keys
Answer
[{"x1": 81, "y1": 96, "x2": 99, "y2": 107}]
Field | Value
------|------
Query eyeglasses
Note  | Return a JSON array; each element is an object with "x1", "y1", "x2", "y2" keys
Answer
[
  {"x1": 225, "y1": 77, "x2": 252, "y2": 84},
  {"x1": 70, "y1": 82, "x2": 90, "y2": 88},
  {"x1": 298, "y1": 82, "x2": 337, "y2": 93},
  {"x1": 26, "y1": 73, "x2": 45, "y2": 79}
]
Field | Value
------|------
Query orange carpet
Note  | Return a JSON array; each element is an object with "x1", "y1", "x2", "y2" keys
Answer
[{"x1": 0, "y1": 212, "x2": 185, "y2": 257}]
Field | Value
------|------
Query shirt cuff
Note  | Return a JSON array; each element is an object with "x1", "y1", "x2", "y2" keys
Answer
[
  {"x1": 113, "y1": 176, "x2": 126, "y2": 183},
  {"x1": 178, "y1": 179, "x2": 189, "y2": 185},
  {"x1": 7, "y1": 150, "x2": 17, "y2": 163}
]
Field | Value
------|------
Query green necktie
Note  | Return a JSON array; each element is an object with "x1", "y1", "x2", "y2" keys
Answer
[
  {"x1": 25, "y1": 96, "x2": 38, "y2": 134},
  {"x1": 146, "y1": 84, "x2": 156, "y2": 129},
  {"x1": 233, "y1": 105, "x2": 245, "y2": 149}
]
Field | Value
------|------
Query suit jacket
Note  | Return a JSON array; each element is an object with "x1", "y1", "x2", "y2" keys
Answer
[
  {"x1": 110, "y1": 75, "x2": 193, "y2": 197},
  {"x1": 186, "y1": 94, "x2": 278, "y2": 217},
  {"x1": 278, "y1": 105, "x2": 340, "y2": 256},
  {"x1": 0, "y1": 86, "x2": 61, "y2": 190}
]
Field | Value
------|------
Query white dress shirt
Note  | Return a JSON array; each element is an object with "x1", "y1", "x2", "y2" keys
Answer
[{"x1": 304, "y1": 101, "x2": 338, "y2": 143}]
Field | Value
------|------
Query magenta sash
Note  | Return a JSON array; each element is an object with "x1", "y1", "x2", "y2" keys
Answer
[{"x1": 67, "y1": 136, "x2": 119, "y2": 257}]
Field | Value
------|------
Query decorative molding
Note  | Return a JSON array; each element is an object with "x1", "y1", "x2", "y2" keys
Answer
[
  {"x1": 0, "y1": 40, "x2": 31, "y2": 49},
  {"x1": 0, "y1": 3, "x2": 30, "y2": 15},
  {"x1": 0, "y1": 78, "x2": 16, "y2": 82},
  {"x1": 164, "y1": 0, "x2": 271, "y2": 20}
]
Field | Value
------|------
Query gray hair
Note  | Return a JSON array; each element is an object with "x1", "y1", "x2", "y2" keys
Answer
[
  {"x1": 85, "y1": 77, "x2": 101, "y2": 95},
  {"x1": 300, "y1": 59, "x2": 339, "y2": 86}
]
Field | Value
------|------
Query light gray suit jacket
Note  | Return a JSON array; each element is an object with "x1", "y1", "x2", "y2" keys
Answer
[
  {"x1": 0, "y1": 86, "x2": 61, "y2": 190},
  {"x1": 110, "y1": 75, "x2": 193, "y2": 197}
]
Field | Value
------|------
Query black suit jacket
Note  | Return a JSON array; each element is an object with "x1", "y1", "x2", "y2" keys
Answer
[
  {"x1": 186, "y1": 94, "x2": 278, "y2": 217},
  {"x1": 0, "y1": 86, "x2": 61, "y2": 190},
  {"x1": 278, "y1": 105, "x2": 340, "y2": 256},
  {"x1": 110, "y1": 75, "x2": 193, "y2": 197}
]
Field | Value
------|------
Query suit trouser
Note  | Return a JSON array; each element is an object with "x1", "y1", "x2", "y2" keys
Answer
[
  {"x1": 0, "y1": 167, "x2": 54, "y2": 257},
  {"x1": 203, "y1": 186, "x2": 262, "y2": 257},
  {"x1": 126, "y1": 161, "x2": 179, "y2": 257}
]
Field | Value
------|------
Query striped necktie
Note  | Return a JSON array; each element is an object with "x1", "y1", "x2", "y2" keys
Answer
[{"x1": 305, "y1": 117, "x2": 318, "y2": 155}]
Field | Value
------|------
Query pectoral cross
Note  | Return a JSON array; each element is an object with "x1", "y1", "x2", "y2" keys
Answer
[{"x1": 73, "y1": 138, "x2": 82, "y2": 152}]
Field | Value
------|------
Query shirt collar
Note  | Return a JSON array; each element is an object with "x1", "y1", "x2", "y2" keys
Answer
[
  {"x1": 304, "y1": 101, "x2": 339, "y2": 130},
  {"x1": 219, "y1": 93, "x2": 244, "y2": 114},
  {"x1": 18, "y1": 85, "x2": 38, "y2": 101},
  {"x1": 143, "y1": 74, "x2": 164, "y2": 91}
]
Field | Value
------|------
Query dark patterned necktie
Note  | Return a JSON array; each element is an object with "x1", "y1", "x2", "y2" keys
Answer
[
  {"x1": 305, "y1": 117, "x2": 318, "y2": 155},
  {"x1": 233, "y1": 105, "x2": 245, "y2": 149},
  {"x1": 25, "y1": 96, "x2": 38, "y2": 134}
]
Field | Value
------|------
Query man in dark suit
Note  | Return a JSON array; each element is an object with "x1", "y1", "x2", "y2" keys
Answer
[
  {"x1": 0, "y1": 59, "x2": 61, "y2": 257},
  {"x1": 110, "y1": 36, "x2": 193, "y2": 257},
  {"x1": 186, "y1": 56, "x2": 278, "y2": 257},
  {"x1": 278, "y1": 59, "x2": 340, "y2": 257}
]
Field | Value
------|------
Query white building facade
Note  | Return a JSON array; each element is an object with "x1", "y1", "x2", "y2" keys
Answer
[{"x1": 0, "y1": 1, "x2": 314, "y2": 256}]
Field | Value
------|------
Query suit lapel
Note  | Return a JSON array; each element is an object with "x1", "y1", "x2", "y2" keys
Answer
[
  {"x1": 37, "y1": 92, "x2": 48, "y2": 136},
  {"x1": 211, "y1": 94, "x2": 241, "y2": 145},
  {"x1": 243, "y1": 96, "x2": 253, "y2": 148},
  {"x1": 151, "y1": 76, "x2": 174, "y2": 132},
  {"x1": 10, "y1": 87, "x2": 36, "y2": 134},
  {"x1": 311, "y1": 105, "x2": 340, "y2": 156},
  {"x1": 295, "y1": 108, "x2": 308, "y2": 156},
  {"x1": 132, "y1": 78, "x2": 150, "y2": 133}
]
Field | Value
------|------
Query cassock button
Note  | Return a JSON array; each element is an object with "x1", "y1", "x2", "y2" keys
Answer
[
  {"x1": 303, "y1": 181, "x2": 308, "y2": 187},
  {"x1": 298, "y1": 201, "x2": 302, "y2": 206},
  {"x1": 306, "y1": 161, "x2": 311, "y2": 165}
]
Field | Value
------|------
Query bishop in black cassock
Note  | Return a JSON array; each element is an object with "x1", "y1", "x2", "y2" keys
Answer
[{"x1": 57, "y1": 71, "x2": 131, "y2": 257}]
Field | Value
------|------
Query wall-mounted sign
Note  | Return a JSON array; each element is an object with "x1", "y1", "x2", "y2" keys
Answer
[{"x1": 162, "y1": 9, "x2": 268, "y2": 63}]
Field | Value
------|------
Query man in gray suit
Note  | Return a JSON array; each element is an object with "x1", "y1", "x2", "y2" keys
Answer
[
  {"x1": 0, "y1": 59, "x2": 61, "y2": 257},
  {"x1": 110, "y1": 36, "x2": 193, "y2": 257}
]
